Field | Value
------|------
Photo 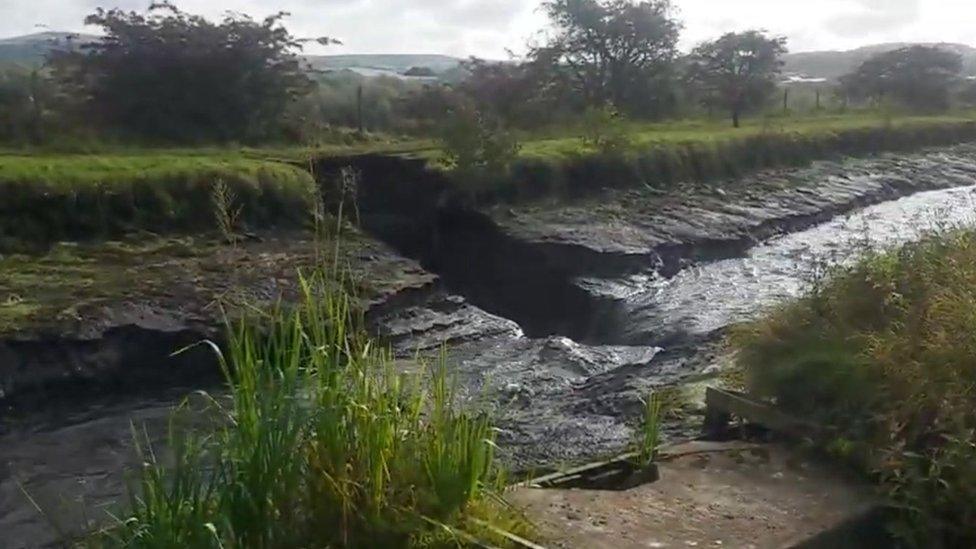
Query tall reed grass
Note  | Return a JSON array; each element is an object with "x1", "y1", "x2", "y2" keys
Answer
[
  {"x1": 731, "y1": 228, "x2": 976, "y2": 547},
  {"x1": 87, "y1": 269, "x2": 527, "y2": 548}
]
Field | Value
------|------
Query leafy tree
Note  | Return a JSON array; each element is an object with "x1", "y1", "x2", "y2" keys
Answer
[
  {"x1": 455, "y1": 57, "x2": 560, "y2": 128},
  {"x1": 685, "y1": 31, "x2": 787, "y2": 127},
  {"x1": 530, "y1": 0, "x2": 681, "y2": 116},
  {"x1": 840, "y1": 46, "x2": 962, "y2": 111},
  {"x1": 48, "y1": 2, "x2": 333, "y2": 142},
  {"x1": 0, "y1": 67, "x2": 52, "y2": 143},
  {"x1": 440, "y1": 105, "x2": 521, "y2": 187},
  {"x1": 960, "y1": 80, "x2": 976, "y2": 107}
]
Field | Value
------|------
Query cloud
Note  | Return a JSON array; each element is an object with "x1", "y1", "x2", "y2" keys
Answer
[
  {"x1": 0, "y1": 0, "x2": 972, "y2": 57},
  {"x1": 827, "y1": 0, "x2": 920, "y2": 38}
]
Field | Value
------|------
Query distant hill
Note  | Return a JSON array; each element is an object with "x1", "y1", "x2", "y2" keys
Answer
[
  {"x1": 305, "y1": 54, "x2": 462, "y2": 78},
  {"x1": 784, "y1": 43, "x2": 976, "y2": 81},
  {"x1": 0, "y1": 31, "x2": 97, "y2": 67},
  {"x1": 0, "y1": 33, "x2": 464, "y2": 78}
]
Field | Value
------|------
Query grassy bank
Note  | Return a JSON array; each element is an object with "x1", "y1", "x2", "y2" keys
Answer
[
  {"x1": 731, "y1": 228, "x2": 976, "y2": 546},
  {"x1": 0, "y1": 154, "x2": 317, "y2": 249},
  {"x1": 86, "y1": 270, "x2": 528, "y2": 548},
  {"x1": 5, "y1": 112, "x2": 976, "y2": 248},
  {"x1": 478, "y1": 112, "x2": 976, "y2": 203}
]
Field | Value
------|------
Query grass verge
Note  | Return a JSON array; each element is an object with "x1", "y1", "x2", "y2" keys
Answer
[
  {"x1": 0, "y1": 154, "x2": 317, "y2": 249},
  {"x1": 85, "y1": 268, "x2": 529, "y2": 548},
  {"x1": 424, "y1": 112, "x2": 974, "y2": 204},
  {"x1": 731, "y1": 228, "x2": 976, "y2": 546}
]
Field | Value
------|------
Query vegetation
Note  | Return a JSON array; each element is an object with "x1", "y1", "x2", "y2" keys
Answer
[
  {"x1": 686, "y1": 31, "x2": 788, "y2": 127},
  {"x1": 0, "y1": 154, "x2": 315, "y2": 249},
  {"x1": 840, "y1": 46, "x2": 964, "y2": 111},
  {"x1": 529, "y1": 0, "x2": 681, "y2": 117},
  {"x1": 634, "y1": 392, "x2": 663, "y2": 468},
  {"x1": 86, "y1": 270, "x2": 527, "y2": 548},
  {"x1": 467, "y1": 113, "x2": 976, "y2": 204},
  {"x1": 732, "y1": 228, "x2": 976, "y2": 546},
  {"x1": 48, "y1": 2, "x2": 333, "y2": 143}
]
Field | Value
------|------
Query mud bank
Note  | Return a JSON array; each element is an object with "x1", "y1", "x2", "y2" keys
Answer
[
  {"x1": 6, "y1": 142, "x2": 976, "y2": 546},
  {"x1": 353, "y1": 144, "x2": 976, "y2": 344}
]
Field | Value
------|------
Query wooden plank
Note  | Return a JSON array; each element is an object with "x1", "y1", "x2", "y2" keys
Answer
[{"x1": 705, "y1": 388, "x2": 828, "y2": 439}]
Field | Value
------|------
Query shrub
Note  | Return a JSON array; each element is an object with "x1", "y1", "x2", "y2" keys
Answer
[
  {"x1": 580, "y1": 105, "x2": 633, "y2": 154},
  {"x1": 732, "y1": 229, "x2": 976, "y2": 546},
  {"x1": 440, "y1": 106, "x2": 521, "y2": 192}
]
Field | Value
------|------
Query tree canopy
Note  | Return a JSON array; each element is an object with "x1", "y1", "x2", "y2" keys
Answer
[
  {"x1": 49, "y1": 2, "x2": 331, "y2": 142},
  {"x1": 840, "y1": 46, "x2": 963, "y2": 111},
  {"x1": 685, "y1": 31, "x2": 787, "y2": 127},
  {"x1": 531, "y1": 0, "x2": 681, "y2": 116}
]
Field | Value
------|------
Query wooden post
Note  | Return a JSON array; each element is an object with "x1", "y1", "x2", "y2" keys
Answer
[
  {"x1": 783, "y1": 88, "x2": 789, "y2": 113},
  {"x1": 816, "y1": 89, "x2": 821, "y2": 111}
]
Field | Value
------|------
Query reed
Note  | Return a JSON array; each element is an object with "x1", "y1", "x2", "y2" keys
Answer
[{"x1": 87, "y1": 268, "x2": 528, "y2": 548}]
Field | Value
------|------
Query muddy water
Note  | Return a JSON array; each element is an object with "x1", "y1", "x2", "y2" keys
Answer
[
  {"x1": 595, "y1": 183, "x2": 976, "y2": 345},
  {"x1": 6, "y1": 153, "x2": 976, "y2": 547}
]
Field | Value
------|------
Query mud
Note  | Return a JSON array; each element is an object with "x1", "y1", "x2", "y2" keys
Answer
[{"x1": 5, "y1": 143, "x2": 976, "y2": 546}]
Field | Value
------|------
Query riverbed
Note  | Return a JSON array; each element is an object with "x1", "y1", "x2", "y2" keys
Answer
[{"x1": 5, "y1": 146, "x2": 976, "y2": 547}]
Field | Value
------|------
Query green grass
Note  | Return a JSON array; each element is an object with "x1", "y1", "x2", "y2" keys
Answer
[
  {"x1": 731, "y1": 228, "x2": 976, "y2": 546},
  {"x1": 469, "y1": 111, "x2": 976, "y2": 204},
  {"x1": 5, "y1": 111, "x2": 976, "y2": 245},
  {"x1": 86, "y1": 269, "x2": 529, "y2": 548},
  {"x1": 518, "y1": 111, "x2": 976, "y2": 159},
  {"x1": 0, "y1": 154, "x2": 317, "y2": 249}
]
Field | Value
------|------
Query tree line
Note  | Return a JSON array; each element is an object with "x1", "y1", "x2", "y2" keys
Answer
[{"x1": 1, "y1": 0, "x2": 974, "y2": 145}]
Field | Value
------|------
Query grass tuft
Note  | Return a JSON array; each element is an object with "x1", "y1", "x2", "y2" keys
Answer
[{"x1": 86, "y1": 268, "x2": 529, "y2": 548}]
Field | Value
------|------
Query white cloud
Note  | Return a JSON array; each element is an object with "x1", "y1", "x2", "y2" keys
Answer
[{"x1": 0, "y1": 0, "x2": 974, "y2": 58}]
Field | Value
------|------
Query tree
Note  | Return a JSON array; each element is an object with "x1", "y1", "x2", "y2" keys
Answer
[
  {"x1": 530, "y1": 0, "x2": 681, "y2": 116},
  {"x1": 48, "y1": 2, "x2": 334, "y2": 142},
  {"x1": 454, "y1": 57, "x2": 558, "y2": 128},
  {"x1": 685, "y1": 31, "x2": 787, "y2": 128},
  {"x1": 840, "y1": 46, "x2": 962, "y2": 111}
]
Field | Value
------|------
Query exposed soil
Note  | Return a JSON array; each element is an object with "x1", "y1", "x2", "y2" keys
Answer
[
  {"x1": 6, "y1": 143, "x2": 976, "y2": 547},
  {"x1": 512, "y1": 442, "x2": 886, "y2": 549}
]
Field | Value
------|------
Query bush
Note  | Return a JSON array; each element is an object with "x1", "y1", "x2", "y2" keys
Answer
[
  {"x1": 732, "y1": 229, "x2": 976, "y2": 546},
  {"x1": 580, "y1": 105, "x2": 633, "y2": 154},
  {"x1": 88, "y1": 270, "x2": 528, "y2": 548},
  {"x1": 440, "y1": 107, "x2": 521, "y2": 192}
]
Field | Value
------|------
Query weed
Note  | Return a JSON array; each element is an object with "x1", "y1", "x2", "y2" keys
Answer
[
  {"x1": 86, "y1": 269, "x2": 530, "y2": 548},
  {"x1": 210, "y1": 179, "x2": 242, "y2": 244},
  {"x1": 635, "y1": 392, "x2": 663, "y2": 469}
]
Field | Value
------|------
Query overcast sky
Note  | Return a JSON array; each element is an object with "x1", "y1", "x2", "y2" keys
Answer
[{"x1": 2, "y1": 0, "x2": 975, "y2": 57}]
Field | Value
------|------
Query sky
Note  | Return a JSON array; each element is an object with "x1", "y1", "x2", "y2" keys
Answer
[{"x1": 1, "y1": 0, "x2": 975, "y2": 58}]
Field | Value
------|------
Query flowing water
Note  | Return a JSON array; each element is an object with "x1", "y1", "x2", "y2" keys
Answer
[
  {"x1": 6, "y1": 149, "x2": 976, "y2": 547},
  {"x1": 587, "y1": 181, "x2": 976, "y2": 345}
]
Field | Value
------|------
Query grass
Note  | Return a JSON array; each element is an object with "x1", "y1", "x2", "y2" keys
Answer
[
  {"x1": 731, "y1": 227, "x2": 976, "y2": 546},
  {"x1": 518, "y1": 111, "x2": 976, "y2": 159},
  {"x1": 0, "y1": 154, "x2": 317, "y2": 249},
  {"x1": 5, "y1": 110, "x2": 976, "y2": 245},
  {"x1": 85, "y1": 269, "x2": 529, "y2": 548},
  {"x1": 634, "y1": 392, "x2": 663, "y2": 469},
  {"x1": 442, "y1": 110, "x2": 976, "y2": 205}
]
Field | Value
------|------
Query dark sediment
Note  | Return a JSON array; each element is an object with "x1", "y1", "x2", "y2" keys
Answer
[{"x1": 6, "y1": 143, "x2": 976, "y2": 546}]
